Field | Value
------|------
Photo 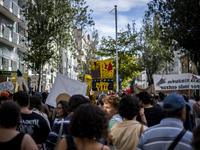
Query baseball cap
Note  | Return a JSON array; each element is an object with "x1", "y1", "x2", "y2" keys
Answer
[
  {"x1": 56, "y1": 93, "x2": 71, "y2": 104},
  {"x1": 163, "y1": 93, "x2": 186, "y2": 111},
  {"x1": 1, "y1": 91, "x2": 9, "y2": 98}
]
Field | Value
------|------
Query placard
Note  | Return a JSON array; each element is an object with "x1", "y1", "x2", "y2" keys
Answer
[
  {"x1": 0, "y1": 81, "x2": 14, "y2": 93},
  {"x1": 45, "y1": 73, "x2": 87, "y2": 107}
]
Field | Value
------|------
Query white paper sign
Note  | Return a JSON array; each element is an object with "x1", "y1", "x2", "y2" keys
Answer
[
  {"x1": 45, "y1": 73, "x2": 88, "y2": 107},
  {"x1": 0, "y1": 81, "x2": 14, "y2": 93},
  {"x1": 17, "y1": 76, "x2": 29, "y2": 92},
  {"x1": 153, "y1": 73, "x2": 200, "y2": 91}
]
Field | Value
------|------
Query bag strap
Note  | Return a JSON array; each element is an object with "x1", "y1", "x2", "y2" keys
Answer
[
  {"x1": 139, "y1": 124, "x2": 144, "y2": 138},
  {"x1": 168, "y1": 128, "x2": 187, "y2": 150},
  {"x1": 66, "y1": 135, "x2": 76, "y2": 150},
  {"x1": 53, "y1": 119, "x2": 64, "y2": 150},
  {"x1": 196, "y1": 103, "x2": 200, "y2": 107}
]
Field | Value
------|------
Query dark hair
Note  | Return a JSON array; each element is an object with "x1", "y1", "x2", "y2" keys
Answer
[
  {"x1": 102, "y1": 95, "x2": 120, "y2": 109},
  {"x1": 158, "y1": 92, "x2": 166, "y2": 101},
  {"x1": 182, "y1": 94, "x2": 189, "y2": 103},
  {"x1": 195, "y1": 95, "x2": 200, "y2": 101},
  {"x1": 119, "y1": 95, "x2": 140, "y2": 120},
  {"x1": 57, "y1": 101, "x2": 69, "y2": 117},
  {"x1": 70, "y1": 104, "x2": 108, "y2": 139},
  {"x1": 0, "y1": 101, "x2": 21, "y2": 128},
  {"x1": 42, "y1": 92, "x2": 48, "y2": 100},
  {"x1": 68, "y1": 94, "x2": 88, "y2": 112},
  {"x1": 13, "y1": 91, "x2": 29, "y2": 107},
  {"x1": 163, "y1": 104, "x2": 182, "y2": 118},
  {"x1": 98, "y1": 94, "x2": 107, "y2": 106},
  {"x1": 131, "y1": 91, "x2": 135, "y2": 94},
  {"x1": 138, "y1": 91, "x2": 151, "y2": 104},
  {"x1": 191, "y1": 124, "x2": 200, "y2": 150},
  {"x1": 29, "y1": 96, "x2": 42, "y2": 111}
]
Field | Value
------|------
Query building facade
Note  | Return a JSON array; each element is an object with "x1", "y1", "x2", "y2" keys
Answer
[{"x1": 0, "y1": 0, "x2": 26, "y2": 73}]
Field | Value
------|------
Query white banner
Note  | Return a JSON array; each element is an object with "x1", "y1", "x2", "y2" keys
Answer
[
  {"x1": 0, "y1": 81, "x2": 14, "y2": 93},
  {"x1": 153, "y1": 73, "x2": 200, "y2": 91},
  {"x1": 45, "y1": 73, "x2": 88, "y2": 107}
]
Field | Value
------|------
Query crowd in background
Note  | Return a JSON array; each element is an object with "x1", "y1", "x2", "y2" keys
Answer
[{"x1": 0, "y1": 89, "x2": 200, "y2": 150}]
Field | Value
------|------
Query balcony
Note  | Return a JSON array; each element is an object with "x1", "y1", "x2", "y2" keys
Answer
[
  {"x1": 0, "y1": 0, "x2": 23, "y2": 22},
  {"x1": 0, "y1": 25, "x2": 25, "y2": 49}
]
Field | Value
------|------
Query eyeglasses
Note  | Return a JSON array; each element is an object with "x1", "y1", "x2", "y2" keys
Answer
[{"x1": 56, "y1": 107, "x2": 63, "y2": 110}]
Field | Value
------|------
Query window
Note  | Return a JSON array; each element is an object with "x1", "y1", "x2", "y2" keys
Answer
[{"x1": 2, "y1": 58, "x2": 9, "y2": 70}]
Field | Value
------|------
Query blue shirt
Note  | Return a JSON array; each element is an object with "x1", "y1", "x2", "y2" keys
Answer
[{"x1": 137, "y1": 118, "x2": 193, "y2": 150}]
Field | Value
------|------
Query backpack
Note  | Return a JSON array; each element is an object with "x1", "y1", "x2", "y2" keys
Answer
[{"x1": 196, "y1": 103, "x2": 200, "y2": 118}]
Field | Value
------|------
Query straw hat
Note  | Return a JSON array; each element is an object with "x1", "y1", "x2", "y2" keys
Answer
[{"x1": 56, "y1": 93, "x2": 71, "y2": 104}]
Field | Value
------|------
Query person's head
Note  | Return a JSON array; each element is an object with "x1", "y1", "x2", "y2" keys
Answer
[
  {"x1": 191, "y1": 125, "x2": 200, "y2": 150},
  {"x1": 130, "y1": 91, "x2": 135, "y2": 95},
  {"x1": 190, "y1": 95, "x2": 194, "y2": 100},
  {"x1": 195, "y1": 95, "x2": 200, "y2": 102},
  {"x1": 138, "y1": 91, "x2": 151, "y2": 106},
  {"x1": 102, "y1": 95, "x2": 120, "y2": 119},
  {"x1": 182, "y1": 94, "x2": 189, "y2": 103},
  {"x1": 34, "y1": 93, "x2": 42, "y2": 101},
  {"x1": 0, "y1": 101, "x2": 21, "y2": 128},
  {"x1": 13, "y1": 91, "x2": 29, "y2": 107},
  {"x1": 70, "y1": 104, "x2": 108, "y2": 139},
  {"x1": 119, "y1": 95, "x2": 140, "y2": 120},
  {"x1": 56, "y1": 101, "x2": 69, "y2": 119},
  {"x1": 42, "y1": 92, "x2": 48, "y2": 100},
  {"x1": 163, "y1": 93, "x2": 186, "y2": 122},
  {"x1": 158, "y1": 92, "x2": 165, "y2": 102},
  {"x1": 29, "y1": 96, "x2": 42, "y2": 111},
  {"x1": 98, "y1": 93, "x2": 107, "y2": 106},
  {"x1": 0, "y1": 91, "x2": 9, "y2": 102},
  {"x1": 68, "y1": 94, "x2": 88, "y2": 113}
]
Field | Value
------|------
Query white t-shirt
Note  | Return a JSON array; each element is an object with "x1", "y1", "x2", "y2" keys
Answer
[{"x1": 188, "y1": 99, "x2": 196, "y2": 115}]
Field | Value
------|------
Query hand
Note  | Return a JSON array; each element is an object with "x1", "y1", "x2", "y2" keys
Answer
[
  {"x1": 106, "y1": 132, "x2": 113, "y2": 143},
  {"x1": 139, "y1": 107, "x2": 144, "y2": 115}
]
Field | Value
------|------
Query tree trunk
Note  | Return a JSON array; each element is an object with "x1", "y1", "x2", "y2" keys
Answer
[{"x1": 37, "y1": 67, "x2": 42, "y2": 92}]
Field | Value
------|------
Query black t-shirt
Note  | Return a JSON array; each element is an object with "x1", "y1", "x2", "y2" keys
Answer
[
  {"x1": 17, "y1": 112, "x2": 50, "y2": 145},
  {"x1": 184, "y1": 104, "x2": 191, "y2": 130},
  {"x1": 137, "y1": 106, "x2": 164, "y2": 127}
]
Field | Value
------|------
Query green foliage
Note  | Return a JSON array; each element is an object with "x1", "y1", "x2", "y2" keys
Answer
[
  {"x1": 145, "y1": 0, "x2": 200, "y2": 74},
  {"x1": 139, "y1": 16, "x2": 175, "y2": 85},
  {"x1": 78, "y1": 29, "x2": 99, "y2": 81},
  {"x1": 22, "y1": 0, "x2": 94, "y2": 91},
  {"x1": 96, "y1": 22, "x2": 142, "y2": 88}
]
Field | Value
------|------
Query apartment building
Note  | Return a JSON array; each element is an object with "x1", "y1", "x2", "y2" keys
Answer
[{"x1": 0, "y1": 0, "x2": 26, "y2": 72}]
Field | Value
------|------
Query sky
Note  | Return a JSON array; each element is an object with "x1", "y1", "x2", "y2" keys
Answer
[{"x1": 86, "y1": 0, "x2": 151, "y2": 39}]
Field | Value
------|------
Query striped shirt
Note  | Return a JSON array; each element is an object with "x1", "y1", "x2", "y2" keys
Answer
[{"x1": 136, "y1": 118, "x2": 193, "y2": 150}]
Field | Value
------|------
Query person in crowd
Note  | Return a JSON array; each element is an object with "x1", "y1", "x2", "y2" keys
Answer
[
  {"x1": 137, "y1": 93, "x2": 193, "y2": 150},
  {"x1": 0, "y1": 91, "x2": 9, "y2": 104},
  {"x1": 193, "y1": 95, "x2": 200, "y2": 126},
  {"x1": 102, "y1": 95, "x2": 123, "y2": 150},
  {"x1": 137, "y1": 91, "x2": 164, "y2": 127},
  {"x1": 29, "y1": 96, "x2": 51, "y2": 129},
  {"x1": 0, "y1": 101, "x2": 38, "y2": 150},
  {"x1": 130, "y1": 90, "x2": 135, "y2": 96},
  {"x1": 42, "y1": 92, "x2": 48, "y2": 104},
  {"x1": 191, "y1": 124, "x2": 200, "y2": 150},
  {"x1": 98, "y1": 93, "x2": 107, "y2": 107},
  {"x1": 57, "y1": 104, "x2": 110, "y2": 150},
  {"x1": 188, "y1": 95, "x2": 196, "y2": 130},
  {"x1": 35, "y1": 92, "x2": 49, "y2": 118},
  {"x1": 182, "y1": 94, "x2": 191, "y2": 130},
  {"x1": 156, "y1": 92, "x2": 165, "y2": 107},
  {"x1": 46, "y1": 94, "x2": 88, "y2": 150},
  {"x1": 111, "y1": 95, "x2": 148, "y2": 150},
  {"x1": 14, "y1": 91, "x2": 50, "y2": 150},
  {"x1": 150, "y1": 94, "x2": 157, "y2": 106}
]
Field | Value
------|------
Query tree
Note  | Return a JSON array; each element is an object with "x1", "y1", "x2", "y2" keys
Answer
[
  {"x1": 96, "y1": 22, "x2": 142, "y2": 89},
  {"x1": 22, "y1": 0, "x2": 94, "y2": 91},
  {"x1": 145, "y1": 0, "x2": 200, "y2": 74},
  {"x1": 78, "y1": 29, "x2": 100, "y2": 81},
  {"x1": 139, "y1": 16, "x2": 175, "y2": 85}
]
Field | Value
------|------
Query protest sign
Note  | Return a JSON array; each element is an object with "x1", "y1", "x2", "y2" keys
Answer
[
  {"x1": 45, "y1": 73, "x2": 88, "y2": 107},
  {"x1": 0, "y1": 81, "x2": 14, "y2": 93},
  {"x1": 17, "y1": 76, "x2": 29, "y2": 92},
  {"x1": 153, "y1": 73, "x2": 200, "y2": 91}
]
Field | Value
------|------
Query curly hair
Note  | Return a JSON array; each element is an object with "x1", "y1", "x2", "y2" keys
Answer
[
  {"x1": 70, "y1": 104, "x2": 108, "y2": 139},
  {"x1": 138, "y1": 91, "x2": 151, "y2": 104},
  {"x1": 102, "y1": 95, "x2": 120, "y2": 109},
  {"x1": 118, "y1": 95, "x2": 141, "y2": 120}
]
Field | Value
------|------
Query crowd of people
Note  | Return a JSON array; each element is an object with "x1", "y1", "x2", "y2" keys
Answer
[{"x1": 0, "y1": 89, "x2": 200, "y2": 150}]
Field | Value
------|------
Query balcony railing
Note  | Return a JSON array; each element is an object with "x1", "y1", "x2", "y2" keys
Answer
[
  {"x1": 0, "y1": 25, "x2": 25, "y2": 48},
  {"x1": 0, "y1": 0, "x2": 23, "y2": 21}
]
